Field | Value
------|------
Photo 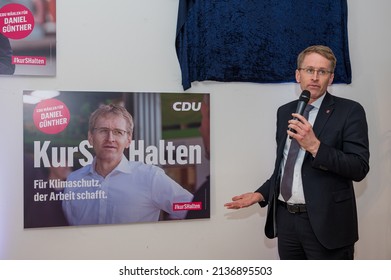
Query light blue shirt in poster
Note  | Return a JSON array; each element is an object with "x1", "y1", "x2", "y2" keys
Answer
[{"x1": 62, "y1": 156, "x2": 193, "y2": 225}]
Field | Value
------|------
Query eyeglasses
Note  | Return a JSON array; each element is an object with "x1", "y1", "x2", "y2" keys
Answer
[
  {"x1": 298, "y1": 67, "x2": 333, "y2": 76},
  {"x1": 93, "y1": 127, "x2": 129, "y2": 137}
]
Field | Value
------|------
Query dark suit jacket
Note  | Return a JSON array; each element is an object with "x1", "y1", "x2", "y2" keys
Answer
[
  {"x1": 0, "y1": 34, "x2": 15, "y2": 75},
  {"x1": 256, "y1": 92, "x2": 370, "y2": 250}
]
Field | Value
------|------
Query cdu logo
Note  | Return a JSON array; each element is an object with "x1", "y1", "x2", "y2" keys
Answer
[{"x1": 172, "y1": 102, "x2": 201, "y2": 112}]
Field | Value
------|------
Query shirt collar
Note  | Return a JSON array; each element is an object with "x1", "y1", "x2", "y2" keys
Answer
[
  {"x1": 89, "y1": 155, "x2": 131, "y2": 176},
  {"x1": 310, "y1": 92, "x2": 326, "y2": 110}
]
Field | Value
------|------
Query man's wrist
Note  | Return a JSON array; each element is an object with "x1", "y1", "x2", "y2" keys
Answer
[
  {"x1": 254, "y1": 191, "x2": 264, "y2": 202},
  {"x1": 309, "y1": 140, "x2": 321, "y2": 157}
]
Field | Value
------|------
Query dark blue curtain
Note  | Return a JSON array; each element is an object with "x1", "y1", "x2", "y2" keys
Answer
[{"x1": 176, "y1": 0, "x2": 351, "y2": 90}]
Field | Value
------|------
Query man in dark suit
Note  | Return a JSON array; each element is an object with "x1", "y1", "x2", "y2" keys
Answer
[
  {"x1": 224, "y1": 45, "x2": 370, "y2": 259},
  {"x1": 0, "y1": 33, "x2": 15, "y2": 75}
]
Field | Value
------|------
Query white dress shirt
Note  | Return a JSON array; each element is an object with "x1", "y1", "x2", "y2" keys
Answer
[
  {"x1": 279, "y1": 93, "x2": 325, "y2": 204},
  {"x1": 62, "y1": 155, "x2": 193, "y2": 225}
]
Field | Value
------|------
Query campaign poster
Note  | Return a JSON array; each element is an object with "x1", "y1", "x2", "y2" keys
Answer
[
  {"x1": 23, "y1": 91, "x2": 210, "y2": 228},
  {"x1": 0, "y1": 0, "x2": 56, "y2": 76}
]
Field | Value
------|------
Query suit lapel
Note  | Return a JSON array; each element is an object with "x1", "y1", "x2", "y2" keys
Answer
[
  {"x1": 276, "y1": 103, "x2": 295, "y2": 164},
  {"x1": 313, "y1": 92, "x2": 335, "y2": 137}
]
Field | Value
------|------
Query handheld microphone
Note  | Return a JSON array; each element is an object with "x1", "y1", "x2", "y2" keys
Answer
[{"x1": 288, "y1": 90, "x2": 311, "y2": 136}]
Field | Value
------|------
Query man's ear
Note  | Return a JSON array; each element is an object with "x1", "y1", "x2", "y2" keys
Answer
[
  {"x1": 88, "y1": 131, "x2": 93, "y2": 146},
  {"x1": 125, "y1": 133, "x2": 132, "y2": 149},
  {"x1": 295, "y1": 69, "x2": 301, "y2": 83},
  {"x1": 328, "y1": 73, "x2": 335, "y2": 85}
]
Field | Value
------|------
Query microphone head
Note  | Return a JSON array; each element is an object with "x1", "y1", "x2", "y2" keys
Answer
[{"x1": 299, "y1": 90, "x2": 311, "y2": 104}]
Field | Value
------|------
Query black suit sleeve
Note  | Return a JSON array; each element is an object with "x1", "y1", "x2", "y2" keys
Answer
[
  {"x1": 313, "y1": 101, "x2": 369, "y2": 182},
  {"x1": 0, "y1": 34, "x2": 15, "y2": 75}
]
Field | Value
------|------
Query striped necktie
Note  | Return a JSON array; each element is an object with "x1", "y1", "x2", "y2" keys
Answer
[{"x1": 280, "y1": 104, "x2": 314, "y2": 201}]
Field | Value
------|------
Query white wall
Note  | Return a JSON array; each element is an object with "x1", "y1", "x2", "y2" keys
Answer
[{"x1": 1, "y1": 0, "x2": 390, "y2": 260}]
